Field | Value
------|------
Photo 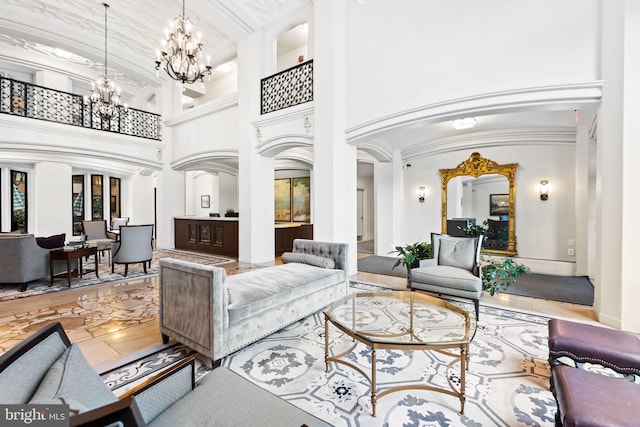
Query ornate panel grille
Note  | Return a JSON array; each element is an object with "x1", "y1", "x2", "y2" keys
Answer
[
  {"x1": 0, "y1": 76, "x2": 161, "y2": 141},
  {"x1": 261, "y1": 60, "x2": 313, "y2": 114}
]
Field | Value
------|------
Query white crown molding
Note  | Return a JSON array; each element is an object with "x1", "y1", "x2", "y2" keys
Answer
[
  {"x1": 164, "y1": 93, "x2": 239, "y2": 127},
  {"x1": 0, "y1": 114, "x2": 163, "y2": 148},
  {"x1": 345, "y1": 82, "x2": 603, "y2": 143},
  {"x1": 253, "y1": 103, "x2": 314, "y2": 128},
  {"x1": 402, "y1": 127, "x2": 576, "y2": 161},
  {"x1": 0, "y1": 141, "x2": 162, "y2": 174}
]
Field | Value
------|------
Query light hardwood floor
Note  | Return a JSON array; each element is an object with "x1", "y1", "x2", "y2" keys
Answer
[{"x1": 0, "y1": 257, "x2": 598, "y2": 370}]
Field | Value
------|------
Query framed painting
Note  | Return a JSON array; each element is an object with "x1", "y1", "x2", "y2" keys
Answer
[
  {"x1": 274, "y1": 178, "x2": 292, "y2": 222},
  {"x1": 292, "y1": 177, "x2": 311, "y2": 222},
  {"x1": 201, "y1": 195, "x2": 210, "y2": 208},
  {"x1": 489, "y1": 194, "x2": 509, "y2": 216}
]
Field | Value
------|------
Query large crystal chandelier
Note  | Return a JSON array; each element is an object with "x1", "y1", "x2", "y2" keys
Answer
[
  {"x1": 155, "y1": 0, "x2": 212, "y2": 84},
  {"x1": 89, "y1": 3, "x2": 124, "y2": 120}
]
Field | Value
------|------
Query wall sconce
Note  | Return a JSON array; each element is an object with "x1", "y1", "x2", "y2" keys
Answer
[
  {"x1": 539, "y1": 180, "x2": 549, "y2": 201},
  {"x1": 417, "y1": 186, "x2": 427, "y2": 203}
]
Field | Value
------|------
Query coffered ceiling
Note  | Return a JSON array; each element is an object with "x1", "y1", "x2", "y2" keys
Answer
[{"x1": 0, "y1": 0, "x2": 308, "y2": 91}]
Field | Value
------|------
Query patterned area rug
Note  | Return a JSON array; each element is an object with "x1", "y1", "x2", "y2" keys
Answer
[
  {"x1": 103, "y1": 282, "x2": 555, "y2": 426},
  {"x1": 0, "y1": 249, "x2": 233, "y2": 302}
]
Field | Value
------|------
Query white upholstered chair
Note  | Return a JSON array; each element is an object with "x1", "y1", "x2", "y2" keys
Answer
[
  {"x1": 409, "y1": 233, "x2": 483, "y2": 319},
  {"x1": 111, "y1": 224, "x2": 153, "y2": 277}
]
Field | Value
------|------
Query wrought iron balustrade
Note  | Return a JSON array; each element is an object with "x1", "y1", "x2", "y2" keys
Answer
[
  {"x1": 261, "y1": 60, "x2": 313, "y2": 114},
  {"x1": 0, "y1": 76, "x2": 161, "y2": 140}
]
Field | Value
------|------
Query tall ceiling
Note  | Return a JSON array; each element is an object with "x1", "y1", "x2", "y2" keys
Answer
[{"x1": 0, "y1": 0, "x2": 308, "y2": 93}]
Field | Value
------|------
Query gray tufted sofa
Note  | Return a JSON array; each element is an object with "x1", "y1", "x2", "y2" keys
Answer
[{"x1": 159, "y1": 239, "x2": 349, "y2": 364}]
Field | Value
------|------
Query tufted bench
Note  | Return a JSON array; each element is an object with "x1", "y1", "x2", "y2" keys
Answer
[
  {"x1": 548, "y1": 319, "x2": 640, "y2": 426},
  {"x1": 159, "y1": 239, "x2": 349, "y2": 365}
]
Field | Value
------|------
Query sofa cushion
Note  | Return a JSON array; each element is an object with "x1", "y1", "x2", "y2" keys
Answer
[
  {"x1": 29, "y1": 343, "x2": 117, "y2": 414},
  {"x1": 226, "y1": 263, "x2": 345, "y2": 324},
  {"x1": 438, "y1": 237, "x2": 476, "y2": 271},
  {"x1": 281, "y1": 252, "x2": 335, "y2": 269},
  {"x1": 149, "y1": 367, "x2": 332, "y2": 427},
  {"x1": 411, "y1": 265, "x2": 482, "y2": 295},
  {"x1": 36, "y1": 233, "x2": 66, "y2": 249}
]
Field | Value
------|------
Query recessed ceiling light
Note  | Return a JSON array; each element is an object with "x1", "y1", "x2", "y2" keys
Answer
[{"x1": 452, "y1": 117, "x2": 476, "y2": 130}]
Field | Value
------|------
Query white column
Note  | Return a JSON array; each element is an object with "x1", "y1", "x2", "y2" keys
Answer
[
  {"x1": 374, "y1": 152, "x2": 404, "y2": 255},
  {"x1": 34, "y1": 70, "x2": 72, "y2": 93},
  {"x1": 237, "y1": 33, "x2": 275, "y2": 264},
  {"x1": 596, "y1": 0, "x2": 640, "y2": 332},
  {"x1": 313, "y1": 0, "x2": 357, "y2": 272},
  {"x1": 156, "y1": 80, "x2": 185, "y2": 250},
  {"x1": 33, "y1": 163, "x2": 72, "y2": 237}
]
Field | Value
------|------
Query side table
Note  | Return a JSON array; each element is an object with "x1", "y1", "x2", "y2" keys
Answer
[{"x1": 49, "y1": 246, "x2": 99, "y2": 287}]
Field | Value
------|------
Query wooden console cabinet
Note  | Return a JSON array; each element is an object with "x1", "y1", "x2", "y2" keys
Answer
[
  {"x1": 175, "y1": 218, "x2": 313, "y2": 258},
  {"x1": 174, "y1": 217, "x2": 239, "y2": 257}
]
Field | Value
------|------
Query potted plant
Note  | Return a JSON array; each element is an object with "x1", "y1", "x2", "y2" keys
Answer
[
  {"x1": 481, "y1": 256, "x2": 530, "y2": 296},
  {"x1": 389, "y1": 241, "x2": 432, "y2": 276}
]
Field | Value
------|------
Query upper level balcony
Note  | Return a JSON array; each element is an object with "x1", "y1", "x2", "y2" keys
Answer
[
  {"x1": 0, "y1": 76, "x2": 161, "y2": 141},
  {"x1": 261, "y1": 60, "x2": 313, "y2": 115}
]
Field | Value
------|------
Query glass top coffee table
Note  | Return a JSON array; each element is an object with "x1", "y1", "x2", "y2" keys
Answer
[{"x1": 323, "y1": 291, "x2": 476, "y2": 416}]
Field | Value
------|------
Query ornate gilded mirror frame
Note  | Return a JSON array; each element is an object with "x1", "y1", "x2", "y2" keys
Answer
[{"x1": 440, "y1": 152, "x2": 518, "y2": 255}]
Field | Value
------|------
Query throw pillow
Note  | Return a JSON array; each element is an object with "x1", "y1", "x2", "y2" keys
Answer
[
  {"x1": 281, "y1": 252, "x2": 336, "y2": 269},
  {"x1": 36, "y1": 233, "x2": 66, "y2": 249},
  {"x1": 438, "y1": 237, "x2": 476, "y2": 271},
  {"x1": 29, "y1": 343, "x2": 117, "y2": 415}
]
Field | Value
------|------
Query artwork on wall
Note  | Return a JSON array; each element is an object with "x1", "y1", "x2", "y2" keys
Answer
[
  {"x1": 201, "y1": 195, "x2": 210, "y2": 208},
  {"x1": 274, "y1": 177, "x2": 311, "y2": 223},
  {"x1": 489, "y1": 194, "x2": 509, "y2": 216},
  {"x1": 292, "y1": 177, "x2": 311, "y2": 222},
  {"x1": 274, "y1": 178, "x2": 292, "y2": 222}
]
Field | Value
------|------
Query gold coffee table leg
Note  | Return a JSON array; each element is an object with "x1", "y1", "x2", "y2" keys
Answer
[
  {"x1": 371, "y1": 348, "x2": 377, "y2": 417},
  {"x1": 324, "y1": 315, "x2": 329, "y2": 372},
  {"x1": 460, "y1": 344, "x2": 467, "y2": 414}
]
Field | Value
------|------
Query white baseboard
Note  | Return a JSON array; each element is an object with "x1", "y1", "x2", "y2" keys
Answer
[{"x1": 514, "y1": 257, "x2": 577, "y2": 276}]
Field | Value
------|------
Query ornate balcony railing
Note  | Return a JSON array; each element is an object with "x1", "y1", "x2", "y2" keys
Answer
[
  {"x1": 260, "y1": 59, "x2": 313, "y2": 114},
  {"x1": 0, "y1": 76, "x2": 161, "y2": 141}
]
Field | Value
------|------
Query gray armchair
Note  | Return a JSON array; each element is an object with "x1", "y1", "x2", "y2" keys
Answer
[
  {"x1": 0, "y1": 322, "x2": 330, "y2": 427},
  {"x1": 111, "y1": 225, "x2": 153, "y2": 276},
  {"x1": 0, "y1": 234, "x2": 72, "y2": 291},
  {"x1": 409, "y1": 233, "x2": 483, "y2": 319}
]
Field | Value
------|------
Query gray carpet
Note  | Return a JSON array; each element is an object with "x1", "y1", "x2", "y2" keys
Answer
[
  {"x1": 357, "y1": 255, "x2": 594, "y2": 305},
  {"x1": 502, "y1": 273, "x2": 594, "y2": 306},
  {"x1": 357, "y1": 239, "x2": 374, "y2": 254}
]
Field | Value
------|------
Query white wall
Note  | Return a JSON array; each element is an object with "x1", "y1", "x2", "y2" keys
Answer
[
  {"x1": 33, "y1": 162, "x2": 71, "y2": 237},
  {"x1": 403, "y1": 144, "x2": 576, "y2": 262},
  {"x1": 218, "y1": 171, "x2": 238, "y2": 215},
  {"x1": 347, "y1": 0, "x2": 600, "y2": 126}
]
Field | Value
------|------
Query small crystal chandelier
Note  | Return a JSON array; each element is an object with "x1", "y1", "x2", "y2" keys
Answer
[
  {"x1": 89, "y1": 3, "x2": 125, "y2": 121},
  {"x1": 156, "y1": 0, "x2": 212, "y2": 84}
]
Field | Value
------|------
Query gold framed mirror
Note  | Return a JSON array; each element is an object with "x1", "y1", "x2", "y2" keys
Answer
[{"x1": 440, "y1": 152, "x2": 518, "y2": 255}]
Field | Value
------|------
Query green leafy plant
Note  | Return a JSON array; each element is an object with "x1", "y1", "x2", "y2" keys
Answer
[
  {"x1": 389, "y1": 241, "x2": 432, "y2": 275},
  {"x1": 481, "y1": 256, "x2": 530, "y2": 296}
]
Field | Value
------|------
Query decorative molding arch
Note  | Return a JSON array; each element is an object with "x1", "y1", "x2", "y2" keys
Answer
[
  {"x1": 171, "y1": 149, "x2": 239, "y2": 175},
  {"x1": 355, "y1": 138, "x2": 393, "y2": 162},
  {"x1": 256, "y1": 134, "x2": 313, "y2": 157},
  {"x1": 402, "y1": 127, "x2": 576, "y2": 161},
  {"x1": 345, "y1": 82, "x2": 603, "y2": 144},
  {"x1": 274, "y1": 146, "x2": 313, "y2": 169}
]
